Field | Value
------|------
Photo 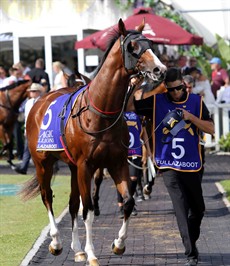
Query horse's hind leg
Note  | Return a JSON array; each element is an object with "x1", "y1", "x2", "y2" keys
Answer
[
  {"x1": 0, "y1": 129, "x2": 15, "y2": 165},
  {"x1": 68, "y1": 165, "x2": 87, "y2": 262},
  {"x1": 92, "y1": 167, "x2": 104, "y2": 216},
  {"x1": 36, "y1": 159, "x2": 63, "y2": 255}
]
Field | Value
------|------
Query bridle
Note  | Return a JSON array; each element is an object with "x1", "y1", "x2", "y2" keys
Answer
[{"x1": 76, "y1": 31, "x2": 161, "y2": 135}]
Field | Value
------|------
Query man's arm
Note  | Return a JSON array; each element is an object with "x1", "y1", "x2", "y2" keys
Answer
[
  {"x1": 179, "y1": 108, "x2": 214, "y2": 135},
  {"x1": 133, "y1": 96, "x2": 154, "y2": 118}
]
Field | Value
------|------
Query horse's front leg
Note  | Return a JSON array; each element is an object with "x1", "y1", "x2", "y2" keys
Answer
[
  {"x1": 78, "y1": 163, "x2": 99, "y2": 266},
  {"x1": 71, "y1": 216, "x2": 87, "y2": 262},
  {"x1": 69, "y1": 165, "x2": 87, "y2": 262},
  {"x1": 109, "y1": 163, "x2": 134, "y2": 255},
  {"x1": 48, "y1": 210, "x2": 63, "y2": 255}
]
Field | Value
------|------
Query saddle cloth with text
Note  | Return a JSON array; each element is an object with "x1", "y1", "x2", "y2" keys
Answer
[{"x1": 36, "y1": 86, "x2": 86, "y2": 151}]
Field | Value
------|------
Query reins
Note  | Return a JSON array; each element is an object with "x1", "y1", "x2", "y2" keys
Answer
[
  {"x1": 76, "y1": 86, "x2": 129, "y2": 135},
  {"x1": 87, "y1": 87, "x2": 122, "y2": 116}
]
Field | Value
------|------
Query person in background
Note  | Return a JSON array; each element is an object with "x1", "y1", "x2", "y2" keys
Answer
[
  {"x1": 177, "y1": 55, "x2": 189, "y2": 74},
  {"x1": 210, "y1": 57, "x2": 229, "y2": 99},
  {"x1": 187, "y1": 67, "x2": 215, "y2": 111},
  {"x1": 183, "y1": 75, "x2": 195, "y2": 94},
  {"x1": 183, "y1": 74, "x2": 206, "y2": 179},
  {"x1": 2, "y1": 67, "x2": 18, "y2": 86},
  {"x1": 26, "y1": 58, "x2": 50, "y2": 91},
  {"x1": 0, "y1": 66, "x2": 7, "y2": 88},
  {"x1": 11, "y1": 62, "x2": 27, "y2": 160},
  {"x1": 117, "y1": 110, "x2": 144, "y2": 218},
  {"x1": 12, "y1": 83, "x2": 43, "y2": 174},
  {"x1": 160, "y1": 54, "x2": 170, "y2": 68},
  {"x1": 20, "y1": 61, "x2": 31, "y2": 76},
  {"x1": 188, "y1": 57, "x2": 198, "y2": 68},
  {"x1": 51, "y1": 61, "x2": 67, "y2": 91},
  {"x1": 12, "y1": 62, "x2": 26, "y2": 80},
  {"x1": 134, "y1": 67, "x2": 214, "y2": 266},
  {"x1": 40, "y1": 78, "x2": 49, "y2": 95}
]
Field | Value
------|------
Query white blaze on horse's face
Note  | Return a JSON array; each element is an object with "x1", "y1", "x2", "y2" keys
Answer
[{"x1": 141, "y1": 49, "x2": 167, "y2": 80}]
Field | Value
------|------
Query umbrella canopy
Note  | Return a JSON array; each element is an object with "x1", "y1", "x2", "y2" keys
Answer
[
  {"x1": 75, "y1": 7, "x2": 203, "y2": 51},
  {"x1": 75, "y1": 26, "x2": 115, "y2": 50}
]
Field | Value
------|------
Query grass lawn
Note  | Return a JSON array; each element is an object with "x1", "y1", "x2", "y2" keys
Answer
[
  {"x1": 0, "y1": 174, "x2": 70, "y2": 266},
  {"x1": 220, "y1": 179, "x2": 230, "y2": 202}
]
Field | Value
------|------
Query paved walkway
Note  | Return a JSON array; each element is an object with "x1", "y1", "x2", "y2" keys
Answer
[{"x1": 23, "y1": 154, "x2": 230, "y2": 266}]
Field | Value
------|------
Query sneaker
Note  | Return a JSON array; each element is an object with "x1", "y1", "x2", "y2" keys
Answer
[
  {"x1": 131, "y1": 207, "x2": 137, "y2": 216},
  {"x1": 11, "y1": 164, "x2": 17, "y2": 170},
  {"x1": 144, "y1": 194, "x2": 151, "y2": 200},
  {"x1": 136, "y1": 195, "x2": 145, "y2": 202},
  {"x1": 14, "y1": 167, "x2": 27, "y2": 175},
  {"x1": 184, "y1": 258, "x2": 198, "y2": 266},
  {"x1": 119, "y1": 207, "x2": 124, "y2": 219}
]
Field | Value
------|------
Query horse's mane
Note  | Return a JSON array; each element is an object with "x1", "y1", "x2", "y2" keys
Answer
[
  {"x1": 93, "y1": 29, "x2": 120, "y2": 77},
  {"x1": 0, "y1": 80, "x2": 30, "y2": 91}
]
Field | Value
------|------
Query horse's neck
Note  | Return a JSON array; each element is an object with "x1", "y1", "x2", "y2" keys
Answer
[
  {"x1": 8, "y1": 86, "x2": 27, "y2": 109},
  {"x1": 90, "y1": 46, "x2": 130, "y2": 112}
]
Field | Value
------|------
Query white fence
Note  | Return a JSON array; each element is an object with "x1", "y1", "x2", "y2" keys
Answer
[{"x1": 205, "y1": 103, "x2": 230, "y2": 150}]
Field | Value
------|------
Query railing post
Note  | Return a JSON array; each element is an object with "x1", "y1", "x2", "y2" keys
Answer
[{"x1": 213, "y1": 105, "x2": 220, "y2": 151}]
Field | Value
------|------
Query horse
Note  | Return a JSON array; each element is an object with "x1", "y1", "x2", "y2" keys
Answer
[
  {"x1": 19, "y1": 19, "x2": 166, "y2": 266},
  {"x1": 0, "y1": 80, "x2": 32, "y2": 165},
  {"x1": 63, "y1": 60, "x2": 159, "y2": 216}
]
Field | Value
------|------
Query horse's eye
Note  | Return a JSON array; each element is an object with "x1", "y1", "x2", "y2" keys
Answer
[
  {"x1": 127, "y1": 42, "x2": 134, "y2": 53},
  {"x1": 128, "y1": 40, "x2": 142, "y2": 55}
]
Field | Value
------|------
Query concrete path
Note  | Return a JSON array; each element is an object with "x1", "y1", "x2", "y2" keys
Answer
[{"x1": 23, "y1": 154, "x2": 230, "y2": 266}]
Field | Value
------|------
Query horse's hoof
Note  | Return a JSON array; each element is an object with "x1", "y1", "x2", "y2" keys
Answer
[
  {"x1": 74, "y1": 251, "x2": 87, "y2": 262},
  {"x1": 111, "y1": 242, "x2": 126, "y2": 255},
  {"x1": 89, "y1": 258, "x2": 100, "y2": 266},
  {"x1": 49, "y1": 245, "x2": 63, "y2": 256},
  {"x1": 94, "y1": 208, "x2": 100, "y2": 216},
  {"x1": 143, "y1": 184, "x2": 152, "y2": 196}
]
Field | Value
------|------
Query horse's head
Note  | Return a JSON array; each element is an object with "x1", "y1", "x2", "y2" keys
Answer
[{"x1": 118, "y1": 19, "x2": 167, "y2": 88}]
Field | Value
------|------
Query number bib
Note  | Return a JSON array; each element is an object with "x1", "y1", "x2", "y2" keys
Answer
[
  {"x1": 124, "y1": 111, "x2": 142, "y2": 157},
  {"x1": 154, "y1": 93, "x2": 202, "y2": 172}
]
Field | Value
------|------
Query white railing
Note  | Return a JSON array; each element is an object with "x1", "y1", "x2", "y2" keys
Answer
[{"x1": 205, "y1": 103, "x2": 230, "y2": 150}]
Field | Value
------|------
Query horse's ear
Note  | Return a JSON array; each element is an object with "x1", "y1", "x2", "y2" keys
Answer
[
  {"x1": 63, "y1": 72, "x2": 69, "y2": 81},
  {"x1": 135, "y1": 18, "x2": 145, "y2": 33},
  {"x1": 118, "y1": 18, "x2": 128, "y2": 37}
]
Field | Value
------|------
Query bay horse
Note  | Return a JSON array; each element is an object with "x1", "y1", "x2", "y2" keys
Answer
[
  {"x1": 20, "y1": 19, "x2": 166, "y2": 266},
  {"x1": 0, "y1": 80, "x2": 32, "y2": 165}
]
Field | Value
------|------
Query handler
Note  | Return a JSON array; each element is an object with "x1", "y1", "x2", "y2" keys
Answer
[{"x1": 134, "y1": 67, "x2": 214, "y2": 266}]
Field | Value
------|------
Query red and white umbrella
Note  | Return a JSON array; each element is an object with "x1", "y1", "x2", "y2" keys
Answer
[{"x1": 75, "y1": 7, "x2": 203, "y2": 50}]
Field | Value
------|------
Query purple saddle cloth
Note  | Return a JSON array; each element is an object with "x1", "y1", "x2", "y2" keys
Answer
[{"x1": 37, "y1": 86, "x2": 86, "y2": 151}]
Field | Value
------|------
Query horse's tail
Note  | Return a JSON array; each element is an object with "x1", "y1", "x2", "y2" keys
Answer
[{"x1": 18, "y1": 174, "x2": 40, "y2": 201}]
